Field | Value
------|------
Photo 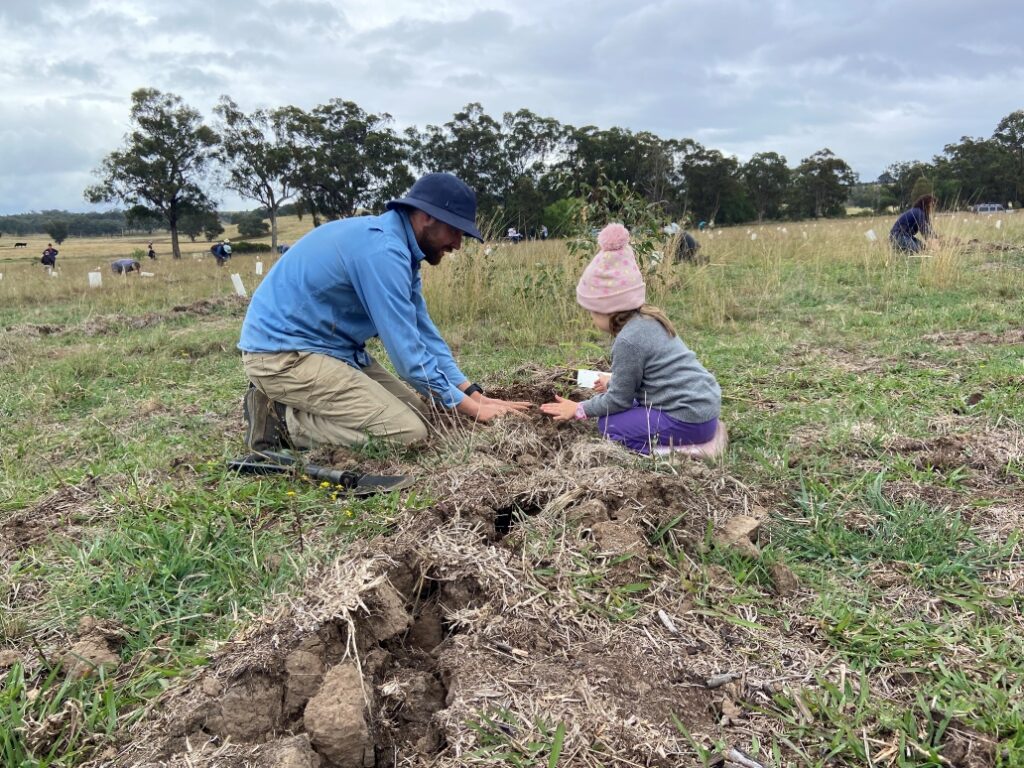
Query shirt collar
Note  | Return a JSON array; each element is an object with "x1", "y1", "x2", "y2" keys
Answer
[{"x1": 394, "y1": 209, "x2": 426, "y2": 265}]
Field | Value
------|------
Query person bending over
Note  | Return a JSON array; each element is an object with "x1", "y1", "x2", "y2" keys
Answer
[
  {"x1": 238, "y1": 173, "x2": 530, "y2": 452},
  {"x1": 890, "y1": 194, "x2": 937, "y2": 253}
]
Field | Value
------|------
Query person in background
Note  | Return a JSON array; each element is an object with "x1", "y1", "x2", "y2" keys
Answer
[
  {"x1": 238, "y1": 172, "x2": 531, "y2": 452},
  {"x1": 147, "y1": 242, "x2": 157, "y2": 260},
  {"x1": 890, "y1": 194, "x2": 937, "y2": 253},
  {"x1": 212, "y1": 239, "x2": 232, "y2": 266},
  {"x1": 674, "y1": 232, "x2": 701, "y2": 263},
  {"x1": 541, "y1": 224, "x2": 725, "y2": 457},
  {"x1": 111, "y1": 258, "x2": 141, "y2": 274},
  {"x1": 41, "y1": 243, "x2": 58, "y2": 268}
]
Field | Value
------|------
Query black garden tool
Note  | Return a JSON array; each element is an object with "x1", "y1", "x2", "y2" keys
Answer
[{"x1": 228, "y1": 450, "x2": 413, "y2": 496}]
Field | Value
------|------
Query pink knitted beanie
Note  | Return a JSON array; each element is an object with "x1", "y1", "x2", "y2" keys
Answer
[{"x1": 576, "y1": 223, "x2": 646, "y2": 314}]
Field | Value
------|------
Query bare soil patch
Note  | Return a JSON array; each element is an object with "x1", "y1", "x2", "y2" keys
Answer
[
  {"x1": 0, "y1": 479, "x2": 105, "y2": 566},
  {"x1": 884, "y1": 418, "x2": 1023, "y2": 485},
  {"x1": 922, "y1": 328, "x2": 1024, "y2": 347},
  {"x1": 3, "y1": 296, "x2": 247, "y2": 339}
]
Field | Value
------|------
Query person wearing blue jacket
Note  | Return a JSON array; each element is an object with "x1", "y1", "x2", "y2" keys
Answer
[
  {"x1": 890, "y1": 195, "x2": 936, "y2": 253},
  {"x1": 238, "y1": 173, "x2": 530, "y2": 451}
]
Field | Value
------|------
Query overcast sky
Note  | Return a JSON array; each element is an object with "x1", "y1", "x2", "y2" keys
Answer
[{"x1": 1, "y1": 0, "x2": 1022, "y2": 215}]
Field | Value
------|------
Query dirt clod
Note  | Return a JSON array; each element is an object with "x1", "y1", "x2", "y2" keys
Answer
[
  {"x1": 769, "y1": 563, "x2": 800, "y2": 595},
  {"x1": 714, "y1": 515, "x2": 762, "y2": 558},
  {"x1": 62, "y1": 637, "x2": 120, "y2": 680},
  {"x1": 303, "y1": 662, "x2": 374, "y2": 768},
  {"x1": 362, "y1": 581, "x2": 412, "y2": 642},
  {"x1": 0, "y1": 650, "x2": 22, "y2": 668},
  {"x1": 285, "y1": 648, "x2": 327, "y2": 716},
  {"x1": 591, "y1": 520, "x2": 647, "y2": 556},
  {"x1": 206, "y1": 673, "x2": 284, "y2": 742},
  {"x1": 258, "y1": 734, "x2": 322, "y2": 768}
]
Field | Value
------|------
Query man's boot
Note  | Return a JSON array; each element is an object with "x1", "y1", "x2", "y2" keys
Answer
[{"x1": 243, "y1": 383, "x2": 288, "y2": 452}]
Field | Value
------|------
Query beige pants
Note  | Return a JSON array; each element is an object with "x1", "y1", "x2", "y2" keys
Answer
[{"x1": 242, "y1": 351, "x2": 431, "y2": 449}]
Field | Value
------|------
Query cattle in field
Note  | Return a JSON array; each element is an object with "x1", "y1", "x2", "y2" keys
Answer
[{"x1": 14, "y1": 242, "x2": 28, "y2": 248}]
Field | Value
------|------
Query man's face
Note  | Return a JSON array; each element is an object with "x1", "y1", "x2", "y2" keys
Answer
[{"x1": 417, "y1": 217, "x2": 464, "y2": 265}]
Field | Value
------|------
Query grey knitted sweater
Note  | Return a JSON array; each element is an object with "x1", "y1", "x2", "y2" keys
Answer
[{"x1": 582, "y1": 315, "x2": 721, "y2": 423}]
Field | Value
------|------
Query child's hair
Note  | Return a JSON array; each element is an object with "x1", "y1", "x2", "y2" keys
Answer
[
  {"x1": 608, "y1": 304, "x2": 676, "y2": 337},
  {"x1": 912, "y1": 194, "x2": 936, "y2": 218}
]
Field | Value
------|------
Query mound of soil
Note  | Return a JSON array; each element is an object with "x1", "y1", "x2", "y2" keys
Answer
[{"x1": 106, "y1": 381, "x2": 782, "y2": 767}]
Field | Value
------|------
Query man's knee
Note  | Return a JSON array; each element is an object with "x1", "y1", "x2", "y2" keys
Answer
[{"x1": 386, "y1": 411, "x2": 429, "y2": 446}]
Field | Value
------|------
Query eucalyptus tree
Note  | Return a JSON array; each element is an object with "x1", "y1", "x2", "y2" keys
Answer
[
  {"x1": 177, "y1": 203, "x2": 223, "y2": 242},
  {"x1": 878, "y1": 160, "x2": 934, "y2": 209},
  {"x1": 406, "y1": 103, "x2": 511, "y2": 218},
  {"x1": 281, "y1": 99, "x2": 412, "y2": 222},
  {"x1": 85, "y1": 88, "x2": 218, "y2": 259},
  {"x1": 933, "y1": 137, "x2": 1012, "y2": 206},
  {"x1": 214, "y1": 96, "x2": 300, "y2": 250},
  {"x1": 788, "y1": 149, "x2": 857, "y2": 218},
  {"x1": 742, "y1": 151, "x2": 790, "y2": 220},
  {"x1": 992, "y1": 110, "x2": 1024, "y2": 204},
  {"x1": 677, "y1": 142, "x2": 750, "y2": 224},
  {"x1": 501, "y1": 108, "x2": 566, "y2": 226}
]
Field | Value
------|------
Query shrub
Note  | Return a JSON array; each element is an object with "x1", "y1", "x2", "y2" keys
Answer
[
  {"x1": 235, "y1": 212, "x2": 270, "y2": 238},
  {"x1": 230, "y1": 241, "x2": 272, "y2": 253}
]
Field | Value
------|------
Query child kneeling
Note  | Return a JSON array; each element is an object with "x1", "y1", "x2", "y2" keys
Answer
[{"x1": 541, "y1": 224, "x2": 724, "y2": 456}]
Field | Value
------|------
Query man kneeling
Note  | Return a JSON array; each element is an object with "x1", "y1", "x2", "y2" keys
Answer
[{"x1": 238, "y1": 173, "x2": 530, "y2": 451}]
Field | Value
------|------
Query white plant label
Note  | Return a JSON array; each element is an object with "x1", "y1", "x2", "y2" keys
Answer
[
  {"x1": 88, "y1": 271, "x2": 102, "y2": 288},
  {"x1": 865, "y1": 229, "x2": 877, "y2": 242},
  {"x1": 230, "y1": 273, "x2": 247, "y2": 297},
  {"x1": 255, "y1": 261, "x2": 264, "y2": 275},
  {"x1": 576, "y1": 369, "x2": 606, "y2": 389}
]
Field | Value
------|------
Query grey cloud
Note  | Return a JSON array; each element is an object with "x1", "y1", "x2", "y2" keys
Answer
[
  {"x1": 443, "y1": 72, "x2": 501, "y2": 90},
  {"x1": 362, "y1": 9, "x2": 513, "y2": 55},
  {"x1": 0, "y1": 0, "x2": 91, "y2": 26},
  {"x1": 155, "y1": 0, "x2": 345, "y2": 43},
  {"x1": 157, "y1": 64, "x2": 229, "y2": 93},
  {"x1": 266, "y1": 0, "x2": 347, "y2": 29},
  {"x1": 45, "y1": 59, "x2": 109, "y2": 87}
]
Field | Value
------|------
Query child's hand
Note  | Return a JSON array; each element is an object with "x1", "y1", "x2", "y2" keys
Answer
[
  {"x1": 540, "y1": 395, "x2": 578, "y2": 422},
  {"x1": 594, "y1": 374, "x2": 611, "y2": 393}
]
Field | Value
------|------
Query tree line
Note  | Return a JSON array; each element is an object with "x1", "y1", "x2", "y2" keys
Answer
[{"x1": 78, "y1": 88, "x2": 1024, "y2": 258}]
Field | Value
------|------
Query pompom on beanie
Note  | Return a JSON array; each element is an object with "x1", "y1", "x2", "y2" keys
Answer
[{"x1": 576, "y1": 223, "x2": 646, "y2": 314}]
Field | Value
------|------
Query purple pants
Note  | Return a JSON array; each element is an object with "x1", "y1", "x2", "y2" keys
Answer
[{"x1": 597, "y1": 406, "x2": 718, "y2": 455}]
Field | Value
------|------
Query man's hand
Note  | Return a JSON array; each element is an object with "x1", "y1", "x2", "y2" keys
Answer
[
  {"x1": 456, "y1": 394, "x2": 531, "y2": 422},
  {"x1": 593, "y1": 374, "x2": 611, "y2": 393},
  {"x1": 540, "y1": 395, "x2": 578, "y2": 422}
]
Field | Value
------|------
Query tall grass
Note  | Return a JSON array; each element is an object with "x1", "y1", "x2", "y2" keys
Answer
[{"x1": 422, "y1": 212, "x2": 1023, "y2": 339}]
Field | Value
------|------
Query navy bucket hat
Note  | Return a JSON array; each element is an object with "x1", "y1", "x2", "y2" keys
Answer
[{"x1": 386, "y1": 173, "x2": 483, "y2": 241}]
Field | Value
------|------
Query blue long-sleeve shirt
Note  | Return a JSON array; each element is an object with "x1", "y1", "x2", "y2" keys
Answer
[
  {"x1": 890, "y1": 207, "x2": 932, "y2": 240},
  {"x1": 239, "y1": 210, "x2": 467, "y2": 408}
]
